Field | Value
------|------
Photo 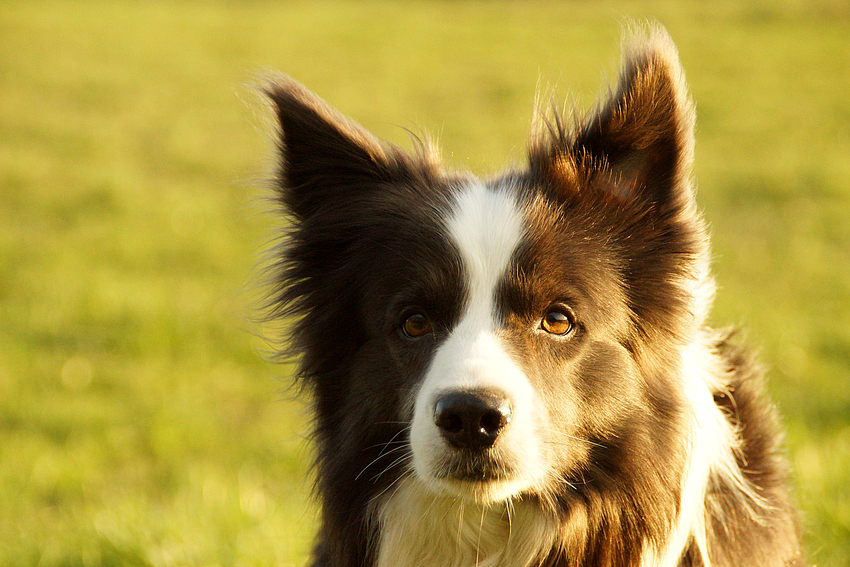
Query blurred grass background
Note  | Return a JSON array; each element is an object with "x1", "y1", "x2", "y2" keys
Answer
[{"x1": 1, "y1": 1, "x2": 848, "y2": 565}]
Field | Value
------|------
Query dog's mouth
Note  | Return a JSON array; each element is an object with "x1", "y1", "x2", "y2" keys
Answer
[
  {"x1": 419, "y1": 452, "x2": 533, "y2": 504},
  {"x1": 431, "y1": 451, "x2": 517, "y2": 485}
]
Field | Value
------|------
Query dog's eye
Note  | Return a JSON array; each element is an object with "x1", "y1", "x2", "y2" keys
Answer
[
  {"x1": 402, "y1": 313, "x2": 431, "y2": 338},
  {"x1": 541, "y1": 305, "x2": 576, "y2": 336}
]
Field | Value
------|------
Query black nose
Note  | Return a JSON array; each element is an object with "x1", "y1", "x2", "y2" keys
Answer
[{"x1": 433, "y1": 390, "x2": 512, "y2": 450}]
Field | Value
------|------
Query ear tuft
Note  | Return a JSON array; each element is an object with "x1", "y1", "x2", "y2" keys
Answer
[
  {"x1": 264, "y1": 75, "x2": 428, "y2": 220},
  {"x1": 531, "y1": 24, "x2": 696, "y2": 213}
]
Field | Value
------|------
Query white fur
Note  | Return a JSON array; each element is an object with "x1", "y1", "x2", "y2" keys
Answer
[
  {"x1": 641, "y1": 331, "x2": 719, "y2": 567},
  {"x1": 409, "y1": 180, "x2": 549, "y2": 502},
  {"x1": 643, "y1": 256, "x2": 766, "y2": 567},
  {"x1": 374, "y1": 477, "x2": 557, "y2": 567}
]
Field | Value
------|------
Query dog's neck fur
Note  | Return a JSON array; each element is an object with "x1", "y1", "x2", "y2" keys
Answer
[{"x1": 373, "y1": 478, "x2": 557, "y2": 567}]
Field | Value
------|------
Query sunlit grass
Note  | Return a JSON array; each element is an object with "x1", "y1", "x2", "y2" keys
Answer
[{"x1": 1, "y1": 1, "x2": 848, "y2": 565}]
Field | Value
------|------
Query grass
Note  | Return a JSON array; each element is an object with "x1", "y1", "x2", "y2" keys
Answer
[{"x1": 1, "y1": 1, "x2": 848, "y2": 565}]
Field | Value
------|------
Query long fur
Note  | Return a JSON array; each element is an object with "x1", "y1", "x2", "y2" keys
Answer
[{"x1": 260, "y1": 25, "x2": 804, "y2": 567}]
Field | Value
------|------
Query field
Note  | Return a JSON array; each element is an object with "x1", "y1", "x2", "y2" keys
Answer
[{"x1": 1, "y1": 1, "x2": 848, "y2": 565}]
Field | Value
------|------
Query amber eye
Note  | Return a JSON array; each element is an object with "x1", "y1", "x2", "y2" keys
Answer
[
  {"x1": 541, "y1": 305, "x2": 575, "y2": 336},
  {"x1": 402, "y1": 313, "x2": 431, "y2": 338}
]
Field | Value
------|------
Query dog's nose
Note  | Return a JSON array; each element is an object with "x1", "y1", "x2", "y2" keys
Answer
[{"x1": 433, "y1": 390, "x2": 512, "y2": 450}]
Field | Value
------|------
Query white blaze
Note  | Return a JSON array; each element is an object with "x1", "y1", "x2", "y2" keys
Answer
[{"x1": 409, "y1": 181, "x2": 546, "y2": 501}]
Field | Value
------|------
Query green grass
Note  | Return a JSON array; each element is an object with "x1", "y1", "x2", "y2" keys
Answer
[{"x1": 1, "y1": 1, "x2": 848, "y2": 565}]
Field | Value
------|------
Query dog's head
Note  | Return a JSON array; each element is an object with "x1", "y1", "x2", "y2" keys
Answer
[{"x1": 265, "y1": 27, "x2": 710, "y2": 511}]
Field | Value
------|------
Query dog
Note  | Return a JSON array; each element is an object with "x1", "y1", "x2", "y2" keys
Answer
[{"x1": 261, "y1": 25, "x2": 803, "y2": 567}]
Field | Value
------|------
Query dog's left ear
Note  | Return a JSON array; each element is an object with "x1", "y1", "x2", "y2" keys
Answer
[
  {"x1": 264, "y1": 76, "x2": 421, "y2": 222},
  {"x1": 534, "y1": 27, "x2": 696, "y2": 213}
]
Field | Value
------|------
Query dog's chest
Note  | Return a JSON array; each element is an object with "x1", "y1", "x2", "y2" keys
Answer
[{"x1": 373, "y1": 478, "x2": 556, "y2": 567}]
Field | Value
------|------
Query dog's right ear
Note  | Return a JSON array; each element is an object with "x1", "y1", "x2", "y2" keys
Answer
[{"x1": 265, "y1": 77, "x2": 401, "y2": 220}]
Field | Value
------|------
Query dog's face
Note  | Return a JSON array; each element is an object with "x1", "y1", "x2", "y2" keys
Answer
[
  {"x1": 405, "y1": 180, "x2": 638, "y2": 503},
  {"x1": 266, "y1": 30, "x2": 707, "y2": 508}
]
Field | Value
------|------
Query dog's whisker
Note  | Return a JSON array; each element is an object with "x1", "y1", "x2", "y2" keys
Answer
[
  {"x1": 355, "y1": 445, "x2": 410, "y2": 481},
  {"x1": 357, "y1": 447, "x2": 411, "y2": 482},
  {"x1": 355, "y1": 426, "x2": 412, "y2": 481},
  {"x1": 475, "y1": 502, "x2": 487, "y2": 567},
  {"x1": 370, "y1": 453, "x2": 413, "y2": 482},
  {"x1": 366, "y1": 472, "x2": 409, "y2": 508},
  {"x1": 363, "y1": 426, "x2": 409, "y2": 451},
  {"x1": 540, "y1": 428, "x2": 607, "y2": 450}
]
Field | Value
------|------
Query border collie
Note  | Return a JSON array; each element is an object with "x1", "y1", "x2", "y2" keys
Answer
[{"x1": 261, "y1": 25, "x2": 803, "y2": 567}]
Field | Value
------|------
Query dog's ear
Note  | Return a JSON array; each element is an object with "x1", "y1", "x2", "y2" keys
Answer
[
  {"x1": 265, "y1": 77, "x2": 407, "y2": 220},
  {"x1": 533, "y1": 27, "x2": 695, "y2": 214},
  {"x1": 531, "y1": 28, "x2": 712, "y2": 350}
]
